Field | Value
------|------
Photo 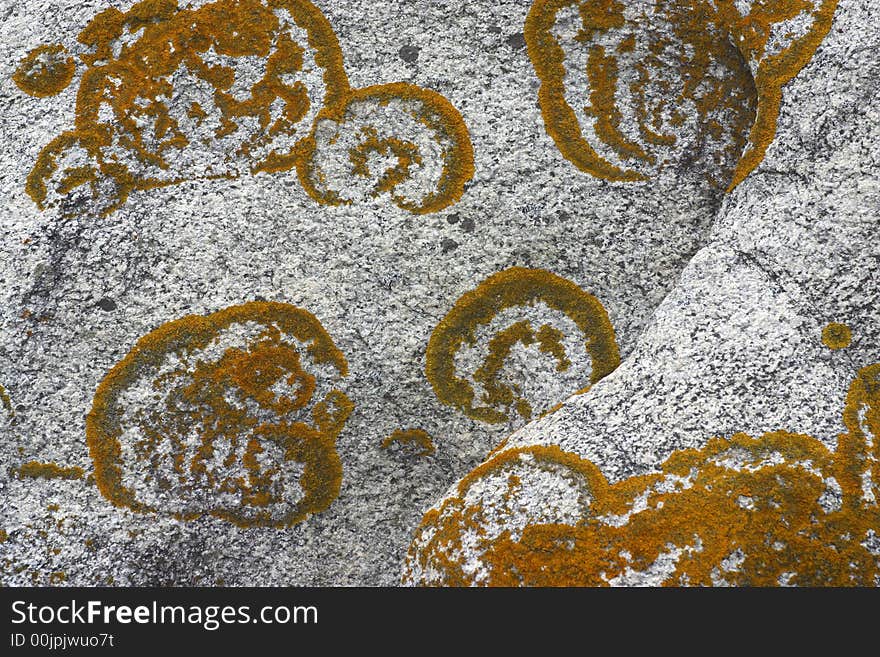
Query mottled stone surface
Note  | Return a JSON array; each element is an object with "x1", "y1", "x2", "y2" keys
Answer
[
  {"x1": 1, "y1": 0, "x2": 874, "y2": 587},
  {"x1": 404, "y1": 0, "x2": 880, "y2": 586}
]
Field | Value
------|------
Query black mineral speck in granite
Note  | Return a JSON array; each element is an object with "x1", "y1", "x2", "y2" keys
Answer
[
  {"x1": 96, "y1": 297, "x2": 117, "y2": 312},
  {"x1": 398, "y1": 45, "x2": 420, "y2": 63},
  {"x1": 506, "y1": 33, "x2": 525, "y2": 50},
  {"x1": 441, "y1": 238, "x2": 459, "y2": 253}
]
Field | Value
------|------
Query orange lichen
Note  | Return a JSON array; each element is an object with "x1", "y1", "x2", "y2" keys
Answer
[
  {"x1": 0, "y1": 384, "x2": 12, "y2": 417},
  {"x1": 473, "y1": 320, "x2": 573, "y2": 421},
  {"x1": 822, "y1": 321, "x2": 851, "y2": 350},
  {"x1": 25, "y1": 1, "x2": 472, "y2": 217},
  {"x1": 13, "y1": 44, "x2": 76, "y2": 97},
  {"x1": 405, "y1": 443, "x2": 604, "y2": 586},
  {"x1": 405, "y1": 363, "x2": 880, "y2": 586},
  {"x1": 17, "y1": 462, "x2": 85, "y2": 480},
  {"x1": 348, "y1": 128, "x2": 423, "y2": 195},
  {"x1": 426, "y1": 267, "x2": 620, "y2": 424},
  {"x1": 86, "y1": 301, "x2": 352, "y2": 528},
  {"x1": 297, "y1": 82, "x2": 474, "y2": 214},
  {"x1": 719, "y1": 0, "x2": 839, "y2": 189},
  {"x1": 524, "y1": 0, "x2": 837, "y2": 189},
  {"x1": 381, "y1": 429, "x2": 436, "y2": 456},
  {"x1": 586, "y1": 44, "x2": 650, "y2": 164},
  {"x1": 49, "y1": 571, "x2": 67, "y2": 584},
  {"x1": 26, "y1": 0, "x2": 350, "y2": 216}
]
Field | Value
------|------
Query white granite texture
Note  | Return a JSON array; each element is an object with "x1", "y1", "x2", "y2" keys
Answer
[{"x1": 404, "y1": 0, "x2": 880, "y2": 585}]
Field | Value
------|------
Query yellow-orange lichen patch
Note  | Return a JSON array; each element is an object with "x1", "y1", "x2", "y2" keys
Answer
[
  {"x1": 822, "y1": 321, "x2": 851, "y2": 350},
  {"x1": 86, "y1": 301, "x2": 352, "y2": 529},
  {"x1": 404, "y1": 444, "x2": 607, "y2": 586},
  {"x1": 426, "y1": 267, "x2": 619, "y2": 424},
  {"x1": 404, "y1": 363, "x2": 880, "y2": 586},
  {"x1": 0, "y1": 384, "x2": 12, "y2": 417},
  {"x1": 17, "y1": 462, "x2": 85, "y2": 480},
  {"x1": 13, "y1": 44, "x2": 76, "y2": 97},
  {"x1": 26, "y1": 0, "x2": 349, "y2": 217},
  {"x1": 719, "y1": 0, "x2": 839, "y2": 189},
  {"x1": 298, "y1": 82, "x2": 474, "y2": 214},
  {"x1": 524, "y1": 0, "x2": 837, "y2": 190},
  {"x1": 381, "y1": 429, "x2": 436, "y2": 456}
]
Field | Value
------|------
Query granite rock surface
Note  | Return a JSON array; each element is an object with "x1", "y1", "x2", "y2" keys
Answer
[
  {"x1": 0, "y1": 0, "x2": 874, "y2": 586},
  {"x1": 403, "y1": 0, "x2": 880, "y2": 586}
]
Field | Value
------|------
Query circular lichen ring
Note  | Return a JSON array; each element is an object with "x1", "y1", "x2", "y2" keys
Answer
[
  {"x1": 297, "y1": 82, "x2": 475, "y2": 214},
  {"x1": 426, "y1": 267, "x2": 620, "y2": 424},
  {"x1": 86, "y1": 301, "x2": 353, "y2": 529}
]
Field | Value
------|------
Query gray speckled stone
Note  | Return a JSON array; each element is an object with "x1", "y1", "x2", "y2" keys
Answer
[
  {"x1": 1, "y1": 0, "x2": 874, "y2": 587},
  {"x1": 404, "y1": 0, "x2": 880, "y2": 586},
  {"x1": 0, "y1": 0, "x2": 729, "y2": 585}
]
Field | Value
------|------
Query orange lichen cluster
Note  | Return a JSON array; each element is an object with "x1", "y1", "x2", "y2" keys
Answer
[
  {"x1": 298, "y1": 82, "x2": 474, "y2": 214},
  {"x1": 404, "y1": 443, "x2": 600, "y2": 585},
  {"x1": 717, "y1": 0, "x2": 839, "y2": 188},
  {"x1": 426, "y1": 267, "x2": 620, "y2": 424},
  {"x1": 23, "y1": 0, "x2": 472, "y2": 216},
  {"x1": 26, "y1": 0, "x2": 348, "y2": 216},
  {"x1": 405, "y1": 363, "x2": 880, "y2": 586},
  {"x1": 381, "y1": 428, "x2": 436, "y2": 456},
  {"x1": 822, "y1": 321, "x2": 852, "y2": 350},
  {"x1": 474, "y1": 320, "x2": 572, "y2": 421},
  {"x1": 524, "y1": 0, "x2": 837, "y2": 189},
  {"x1": 17, "y1": 462, "x2": 85, "y2": 480},
  {"x1": 0, "y1": 383, "x2": 12, "y2": 417},
  {"x1": 86, "y1": 301, "x2": 353, "y2": 528},
  {"x1": 13, "y1": 44, "x2": 76, "y2": 97}
]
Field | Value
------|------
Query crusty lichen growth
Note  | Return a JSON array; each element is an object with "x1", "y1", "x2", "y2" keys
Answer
[
  {"x1": 86, "y1": 301, "x2": 353, "y2": 529},
  {"x1": 822, "y1": 321, "x2": 852, "y2": 350},
  {"x1": 13, "y1": 44, "x2": 76, "y2": 97},
  {"x1": 426, "y1": 267, "x2": 620, "y2": 424},
  {"x1": 381, "y1": 429, "x2": 436, "y2": 456},
  {"x1": 17, "y1": 462, "x2": 85, "y2": 480},
  {"x1": 348, "y1": 128, "x2": 423, "y2": 194},
  {"x1": 49, "y1": 572, "x2": 67, "y2": 584},
  {"x1": 24, "y1": 0, "x2": 473, "y2": 217},
  {"x1": 524, "y1": 0, "x2": 838, "y2": 190},
  {"x1": 472, "y1": 320, "x2": 572, "y2": 421},
  {"x1": 405, "y1": 363, "x2": 880, "y2": 586},
  {"x1": 0, "y1": 384, "x2": 12, "y2": 417},
  {"x1": 297, "y1": 82, "x2": 475, "y2": 214},
  {"x1": 404, "y1": 443, "x2": 603, "y2": 585},
  {"x1": 26, "y1": 0, "x2": 350, "y2": 216},
  {"x1": 720, "y1": 0, "x2": 840, "y2": 189}
]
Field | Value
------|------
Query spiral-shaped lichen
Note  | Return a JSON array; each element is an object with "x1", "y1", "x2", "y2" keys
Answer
[{"x1": 86, "y1": 301, "x2": 352, "y2": 529}]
